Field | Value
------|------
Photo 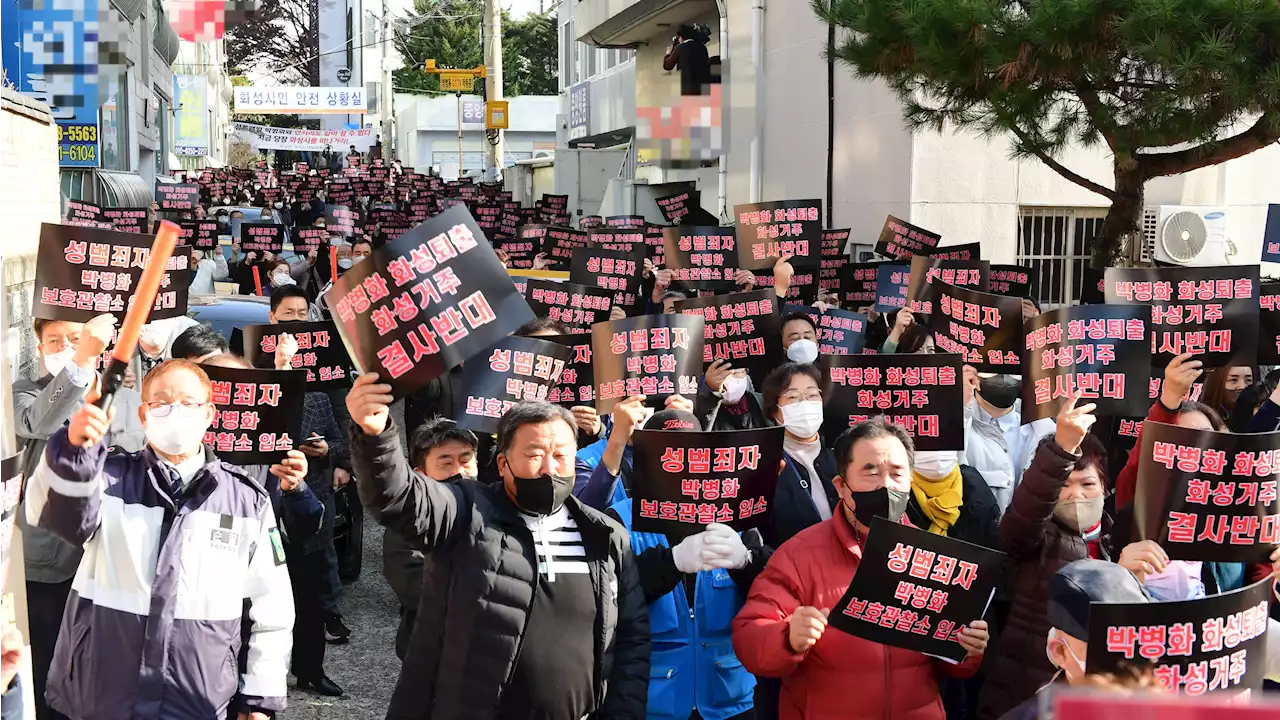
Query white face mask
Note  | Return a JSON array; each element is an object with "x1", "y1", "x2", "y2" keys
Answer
[
  {"x1": 337, "y1": 258, "x2": 353, "y2": 269},
  {"x1": 352, "y1": 254, "x2": 368, "y2": 265},
  {"x1": 780, "y1": 400, "x2": 823, "y2": 439},
  {"x1": 271, "y1": 272, "x2": 295, "y2": 288},
  {"x1": 913, "y1": 451, "x2": 958, "y2": 480},
  {"x1": 722, "y1": 373, "x2": 751, "y2": 404},
  {"x1": 43, "y1": 348, "x2": 76, "y2": 377},
  {"x1": 145, "y1": 407, "x2": 211, "y2": 456},
  {"x1": 787, "y1": 338, "x2": 819, "y2": 364},
  {"x1": 273, "y1": 202, "x2": 283, "y2": 209}
]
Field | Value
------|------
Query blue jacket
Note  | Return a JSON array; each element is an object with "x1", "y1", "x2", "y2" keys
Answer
[{"x1": 611, "y1": 497, "x2": 755, "y2": 720}]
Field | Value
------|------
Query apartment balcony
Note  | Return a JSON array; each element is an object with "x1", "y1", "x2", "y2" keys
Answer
[{"x1": 574, "y1": 0, "x2": 716, "y2": 47}]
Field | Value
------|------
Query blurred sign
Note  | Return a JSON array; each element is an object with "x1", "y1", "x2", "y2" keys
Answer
[
  {"x1": 486, "y1": 101, "x2": 509, "y2": 130},
  {"x1": 569, "y1": 83, "x2": 590, "y2": 140},
  {"x1": 462, "y1": 101, "x2": 485, "y2": 125},
  {"x1": 440, "y1": 73, "x2": 474, "y2": 92},
  {"x1": 12, "y1": 0, "x2": 102, "y2": 167},
  {"x1": 174, "y1": 75, "x2": 210, "y2": 155}
]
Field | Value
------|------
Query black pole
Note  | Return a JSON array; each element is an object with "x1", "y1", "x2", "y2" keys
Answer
[{"x1": 826, "y1": 21, "x2": 835, "y2": 228}]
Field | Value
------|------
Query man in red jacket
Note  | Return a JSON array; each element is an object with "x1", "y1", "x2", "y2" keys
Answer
[{"x1": 733, "y1": 417, "x2": 990, "y2": 720}]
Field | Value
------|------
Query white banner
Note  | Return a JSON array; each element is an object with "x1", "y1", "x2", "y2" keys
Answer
[
  {"x1": 233, "y1": 86, "x2": 368, "y2": 115},
  {"x1": 231, "y1": 122, "x2": 376, "y2": 152}
]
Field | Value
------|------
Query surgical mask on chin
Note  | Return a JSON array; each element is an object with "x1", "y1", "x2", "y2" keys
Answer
[
  {"x1": 846, "y1": 486, "x2": 911, "y2": 527},
  {"x1": 43, "y1": 348, "x2": 76, "y2": 377},
  {"x1": 145, "y1": 408, "x2": 211, "y2": 456},
  {"x1": 337, "y1": 258, "x2": 354, "y2": 270},
  {"x1": 1053, "y1": 495, "x2": 1104, "y2": 534},
  {"x1": 787, "y1": 339, "x2": 819, "y2": 364},
  {"x1": 978, "y1": 374, "x2": 1022, "y2": 409},
  {"x1": 509, "y1": 472, "x2": 575, "y2": 515},
  {"x1": 722, "y1": 373, "x2": 751, "y2": 404},
  {"x1": 1144, "y1": 560, "x2": 1206, "y2": 602},
  {"x1": 779, "y1": 400, "x2": 823, "y2": 438}
]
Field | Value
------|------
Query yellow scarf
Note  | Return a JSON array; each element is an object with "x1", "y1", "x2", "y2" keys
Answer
[{"x1": 911, "y1": 466, "x2": 963, "y2": 535}]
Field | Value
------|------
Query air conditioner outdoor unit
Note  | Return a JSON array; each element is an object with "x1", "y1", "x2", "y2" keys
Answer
[{"x1": 1142, "y1": 205, "x2": 1234, "y2": 266}]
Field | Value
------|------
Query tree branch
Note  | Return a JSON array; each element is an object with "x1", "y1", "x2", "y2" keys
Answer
[
  {"x1": 1007, "y1": 125, "x2": 1119, "y2": 200},
  {"x1": 1139, "y1": 113, "x2": 1280, "y2": 179}
]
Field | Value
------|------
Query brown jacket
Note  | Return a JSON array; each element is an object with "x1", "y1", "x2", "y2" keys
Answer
[{"x1": 976, "y1": 440, "x2": 1112, "y2": 720}]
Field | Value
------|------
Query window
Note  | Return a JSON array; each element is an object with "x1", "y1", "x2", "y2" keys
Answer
[
  {"x1": 1016, "y1": 207, "x2": 1107, "y2": 309},
  {"x1": 100, "y1": 68, "x2": 130, "y2": 171},
  {"x1": 155, "y1": 91, "x2": 169, "y2": 174},
  {"x1": 346, "y1": 9, "x2": 354, "y2": 72},
  {"x1": 560, "y1": 22, "x2": 575, "y2": 89}
]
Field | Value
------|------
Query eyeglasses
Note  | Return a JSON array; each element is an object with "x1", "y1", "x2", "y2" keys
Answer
[
  {"x1": 781, "y1": 391, "x2": 822, "y2": 403},
  {"x1": 40, "y1": 337, "x2": 79, "y2": 353},
  {"x1": 144, "y1": 400, "x2": 209, "y2": 417}
]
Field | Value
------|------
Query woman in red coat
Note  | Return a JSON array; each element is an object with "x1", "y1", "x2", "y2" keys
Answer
[{"x1": 732, "y1": 418, "x2": 990, "y2": 720}]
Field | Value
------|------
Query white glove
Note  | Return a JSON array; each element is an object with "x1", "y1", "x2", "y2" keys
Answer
[
  {"x1": 671, "y1": 531, "x2": 713, "y2": 574},
  {"x1": 703, "y1": 523, "x2": 749, "y2": 570}
]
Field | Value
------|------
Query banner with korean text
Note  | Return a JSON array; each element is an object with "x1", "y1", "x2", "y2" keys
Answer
[{"x1": 232, "y1": 121, "x2": 376, "y2": 151}]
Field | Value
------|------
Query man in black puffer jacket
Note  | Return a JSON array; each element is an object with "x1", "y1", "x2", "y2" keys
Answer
[{"x1": 348, "y1": 375, "x2": 650, "y2": 720}]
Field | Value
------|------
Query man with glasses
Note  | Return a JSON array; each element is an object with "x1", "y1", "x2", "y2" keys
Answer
[
  {"x1": 14, "y1": 313, "x2": 145, "y2": 720},
  {"x1": 25, "y1": 358, "x2": 296, "y2": 720}
]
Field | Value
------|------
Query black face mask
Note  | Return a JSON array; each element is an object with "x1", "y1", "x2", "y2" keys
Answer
[
  {"x1": 510, "y1": 473, "x2": 575, "y2": 515},
  {"x1": 847, "y1": 487, "x2": 911, "y2": 527},
  {"x1": 979, "y1": 375, "x2": 1022, "y2": 410}
]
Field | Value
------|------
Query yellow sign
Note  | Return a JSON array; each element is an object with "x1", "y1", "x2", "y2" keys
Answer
[
  {"x1": 424, "y1": 59, "x2": 436, "y2": 71},
  {"x1": 440, "y1": 73, "x2": 474, "y2": 92},
  {"x1": 486, "y1": 100, "x2": 509, "y2": 130}
]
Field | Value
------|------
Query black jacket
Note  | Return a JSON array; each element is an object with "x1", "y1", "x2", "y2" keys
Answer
[
  {"x1": 905, "y1": 464, "x2": 1002, "y2": 551},
  {"x1": 352, "y1": 420, "x2": 650, "y2": 720},
  {"x1": 693, "y1": 389, "x2": 769, "y2": 432},
  {"x1": 764, "y1": 447, "x2": 839, "y2": 550}
]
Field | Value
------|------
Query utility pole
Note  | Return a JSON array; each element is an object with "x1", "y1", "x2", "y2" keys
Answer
[{"x1": 482, "y1": 0, "x2": 504, "y2": 182}]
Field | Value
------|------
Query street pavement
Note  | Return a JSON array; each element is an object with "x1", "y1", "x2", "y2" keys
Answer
[{"x1": 280, "y1": 514, "x2": 400, "y2": 720}]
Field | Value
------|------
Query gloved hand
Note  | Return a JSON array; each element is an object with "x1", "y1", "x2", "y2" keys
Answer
[
  {"x1": 671, "y1": 531, "x2": 713, "y2": 574},
  {"x1": 702, "y1": 523, "x2": 749, "y2": 570}
]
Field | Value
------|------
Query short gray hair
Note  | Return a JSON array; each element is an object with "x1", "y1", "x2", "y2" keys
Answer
[
  {"x1": 833, "y1": 417, "x2": 916, "y2": 473},
  {"x1": 496, "y1": 400, "x2": 577, "y2": 455}
]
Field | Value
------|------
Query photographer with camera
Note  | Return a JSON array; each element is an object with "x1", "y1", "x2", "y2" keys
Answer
[{"x1": 664, "y1": 22, "x2": 713, "y2": 96}]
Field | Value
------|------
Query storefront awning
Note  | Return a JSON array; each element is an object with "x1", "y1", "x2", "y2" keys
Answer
[{"x1": 97, "y1": 170, "x2": 154, "y2": 207}]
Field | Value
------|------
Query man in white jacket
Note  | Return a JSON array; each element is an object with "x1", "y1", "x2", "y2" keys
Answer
[{"x1": 190, "y1": 247, "x2": 229, "y2": 295}]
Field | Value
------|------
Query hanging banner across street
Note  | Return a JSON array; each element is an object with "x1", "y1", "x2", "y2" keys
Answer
[
  {"x1": 233, "y1": 86, "x2": 367, "y2": 115},
  {"x1": 231, "y1": 121, "x2": 376, "y2": 151}
]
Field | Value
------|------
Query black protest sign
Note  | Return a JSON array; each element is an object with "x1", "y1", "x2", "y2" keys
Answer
[
  {"x1": 820, "y1": 229, "x2": 851, "y2": 293},
  {"x1": 784, "y1": 305, "x2": 869, "y2": 356},
  {"x1": 239, "y1": 321, "x2": 355, "y2": 390},
  {"x1": 177, "y1": 220, "x2": 220, "y2": 250},
  {"x1": 457, "y1": 336, "x2": 572, "y2": 434},
  {"x1": 328, "y1": 205, "x2": 535, "y2": 398},
  {"x1": 755, "y1": 266, "x2": 820, "y2": 305},
  {"x1": 825, "y1": 354, "x2": 965, "y2": 450},
  {"x1": 156, "y1": 183, "x2": 200, "y2": 210},
  {"x1": 663, "y1": 227, "x2": 739, "y2": 291},
  {"x1": 541, "y1": 193, "x2": 568, "y2": 212},
  {"x1": 240, "y1": 223, "x2": 285, "y2": 253},
  {"x1": 570, "y1": 246, "x2": 645, "y2": 313},
  {"x1": 498, "y1": 211, "x2": 521, "y2": 238},
  {"x1": 1260, "y1": 204, "x2": 1280, "y2": 264},
  {"x1": 631, "y1": 427, "x2": 786, "y2": 539},
  {"x1": 1105, "y1": 265, "x2": 1260, "y2": 369},
  {"x1": 498, "y1": 230, "x2": 538, "y2": 269},
  {"x1": 1022, "y1": 305, "x2": 1152, "y2": 423},
  {"x1": 33, "y1": 223, "x2": 190, "y2": 322},
  {"x1": 589, "y1": 228, "x2": 646, "y2": 255},
  {"x1": 293, "y1": 228, "x2": 328, "y2": 253},
  {"x1": 905, "y1": 256, "x2": 990, "y2": 315},
  {"x1": 202, "y1": 364, "x2": 305, "y2": 465},
  {"x1": 931, "y1": 282, "x2": 1023, "y2": 373},
  {"x1": 644, "y1": 224, "x2": 666, "y2": 265},
  {"x1": 605, "y1": 215, "x2": 646, "y2": 229},
  {"x1": 1135, "y1": 421, "x2": 1280, "y2": 563},
  {"x1": 874, "y1": 263, "x2": 912, "y2": 313},
  {"x1": 103, "y1": 207, "x2": 148, "y2": 234},
  {"x1": 674, "y1": 290, "x2": 783, "y2": 385},
  {"x1": 656, "y1": 190, "x2": 696, "y2": 224},
  {"x1": 734, "y1": 199, "x2": 822, "y2": 270},
  {"x1": 1086, "y1": 577, "x2": 1271, "y2": 695},
  {"x1": 875, "y1": 215, "x2": 942, "y2": 260},
  {"x1": 66, "y1": 199, "x2": 109, "y2": 228},
  {"x1": 327, "y1": 182, "x2": 355, "y2": 205},
  {"x1": 524, "y1": 278, "x2": 613, "y2": 333},
  {"x1": 1081, "y1": 267, "x2": 1107, "y2": 305},
  {"x1": 989, "y1": 265, "x2": 1033, "y2": 299},
  {"x1": 325, "y1": 205, "x2": 360, "y2": 237},
  {"x1": 842, "y1": 262, "x2": 880, "y2": 308},
  {"x1": 473, "y1": 203, "x2": 502, "y2": 236},
  {"x1": 930, "y1": 243, "x2": 981, "y2": 261},
  {"x1": 591, "y1": 313, "x2": 705, "y2": 413},
  {"x1": 829, "y1": 518, "x2": 1006, "y2": 663},
  {"x1": 545, "y1": 334, "x2": 596, "y2": 407},
  {"x1": 1261, "y1": 283, "x2": 1280, "y2": 365},
  {"x1": 541, "y1": 226, "x2": 590, "y2": 270},
  {"x1": 580, "y1": 215, "x2": 604, "y2": 229}
]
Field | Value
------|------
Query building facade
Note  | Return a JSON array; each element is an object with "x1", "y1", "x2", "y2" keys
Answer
[
  {"x1": 172, "y1": 38, "x2": 234, "y2": 170},
  {"x1": 395, "y1": 94, "x2": 557, "y2": 178}
]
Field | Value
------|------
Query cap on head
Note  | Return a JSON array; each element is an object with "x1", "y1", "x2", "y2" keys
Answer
[
  {"x1": 1048, "y1": 559, "x2": 1151, "y2": 640},
  {"x1": 644, "y1": 408, "x2": 701, "y2": 432}
]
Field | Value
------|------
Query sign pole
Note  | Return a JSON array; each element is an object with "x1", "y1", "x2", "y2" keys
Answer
[{"x1": 456, "y1": 91, "x2": 464, "y2": 177}]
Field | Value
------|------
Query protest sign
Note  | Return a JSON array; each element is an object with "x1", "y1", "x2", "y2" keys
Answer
[
  {"x1": 675, "y1": 290, "x2": 783, "y2": 385},
  {"x1": 327, "y1": 182, "x2": 355, "y2": 205},
  {"x1": 1021, "y1": 305, "x2": 1152, "y2": 422},
  {"x1": 829, "y1": 518, "x2": 1005, "y2": 663},
  {"x1": 238, "y1": 321, "x2": 355, "y2": 390},
  {"x1": 1105, "y1": 265, "x2": 1259, "y2": 368},
  {"x1": 545, "y1": 334, "x2": 595, "y2": 407},
  {"x1": 66, "y1": 199, "x2": 110, "y2": 228},
  {"x1": 663, "y1": 227, "x2": 739, "y2": 291},
  {"x1": 631, "y1": 427, "x2": 785, "y2": 538},
  {"x1": 656, "y1": 190, "x2": 696, "y2": 224},
  {"x1": 783, "y1": 305, "x2": 869, "y2": 355},
  {"x1": 875, "y1": 216, "x2": 942, "y2": 260},
  {"x1": 498, "y1": 231, "x2": 538, "y2": 269},
  {"x1": 239, "y1": 223, "x2": 285, "y2": 254},
  {"x1": 571, "y1": 246, "x2": 645, "y2": 313},
  {"x1": 1261, "y1": 204, "x2": 1280, "y2": 263},
  {"x1": 177, "y1": 220, "x2": 219, "y2": 250},
  {"x1": 591, "y1": 313, "x2": 705, "y2": 413},
  {"x1": 605, "y1": 215, "x2": 646, "y2": 230},
  {"x1": 874, "y1": 263, "x2": 912, "y2": 313},
  {"x1": 457, "y1": 336, "x2": 572, "y2": 434},
  {"x1": 644, "y1": 224, "x2": 667, "y2": 265},
  {"x1": 103, "y1": 207, "x2": 148, "y2": 234},
  {"x1": 930, "y1": 243, "x2": 981, "y2": 261},
  {"x1": 1135, "y1": 421, "x2": 1280, "y2": 563},
  {"x1": 1086, "y1": 577, "x2": 1271, "y2": 695},
  {"x1": 542, "y1": 226, "x2": 590, "y2": 270},
  {"x1": 541, "y1": 194, "x2": 568, "y2": 214},
  {"x1": 842, "y1": 262, "x2": 880, "y2": 308},
  {"x1": 498, "y1": 211, "x2": 521, "y2": 238},
  {"x1": 1261, "y1": 282, "x2": 1280, "y2": 365},
  {"x1": 820, "y1": 229, "x2": 851, "y2": 292},
  {"x1": 1055, "y1": 695, "x2": 1280, "y2": 720},
  {"x1": 989, "y1": 265, "x2": 1034, "y2": 299},
  {"x1": 33, "y1": 224, "x2": 190, "y2": 322},
  {"x1": 473, "y1": 203, "x2": 502, "y2": 236},
  {"x1": 292, "y1": 228, "x2": 328, "y2": 253},
  {"x1": 325, "y1": 205, "x2": 359, "y2": 237},
  {"x1": 589, "y1": 228, "x2": 646, "y2": 255},
  {"x1": 201, "y1": 364, "x2": 305, "y2": 465},
  {"x1": 524, "y1": 278, "x2": 613, "y2": 333},
  {"x1": 906, "y1": 256, "x2": 990, "y2": 314},
  {"x1": 825, "y1": 354, "x2": 965, "y2": 451},
  {"x1": 932, "y1": 282, "x2": 1023, "y2": 373},
  {"x1": 579, "y1": 215, "x2": 604, "y2": 230},
  {"x1": 735, "y1": 199, "x2": 822, "y2": 270},
  {"x1": 327, "y1": 205, "x2": 534, "y2": 398},
  {"x1": 156, "y1": 183, "x2": 200, "y2": 210}
]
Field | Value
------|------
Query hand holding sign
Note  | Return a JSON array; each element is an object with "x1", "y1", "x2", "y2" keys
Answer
[
  {"x1": 955, "y1": 620, "x2": 990, "y2": 658},
  {"x1": 1054, "y1": 389, "x2": 1097, "y2": 454},
  {"x1": 705, "y1": 358, "x2": 733, "y2": 393},
  {"x1": 347, "y1": 373, "x2": 394, "y2": 436},
  {"x1": 274, "y1": 332, "x2": 298, "y2": 370},
  {"x1": 1117, "y1": 539, "x2": 1170, "y2": 583},
  {"x1": 271, "y1": 450, "x2": 308, "y2": 491},
  {"x1": 789, "y1": 606, "x2": 831, "y2": 654},
  {"x1": 571, "y1": 406, "x2": 602, "y2": 436},
  {"x1": 612, "y1": 395, "x2": 651, "y2": 442},
  {"x1": 1162, "y1": 352, "x2": 1203, "y2": 410}
]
